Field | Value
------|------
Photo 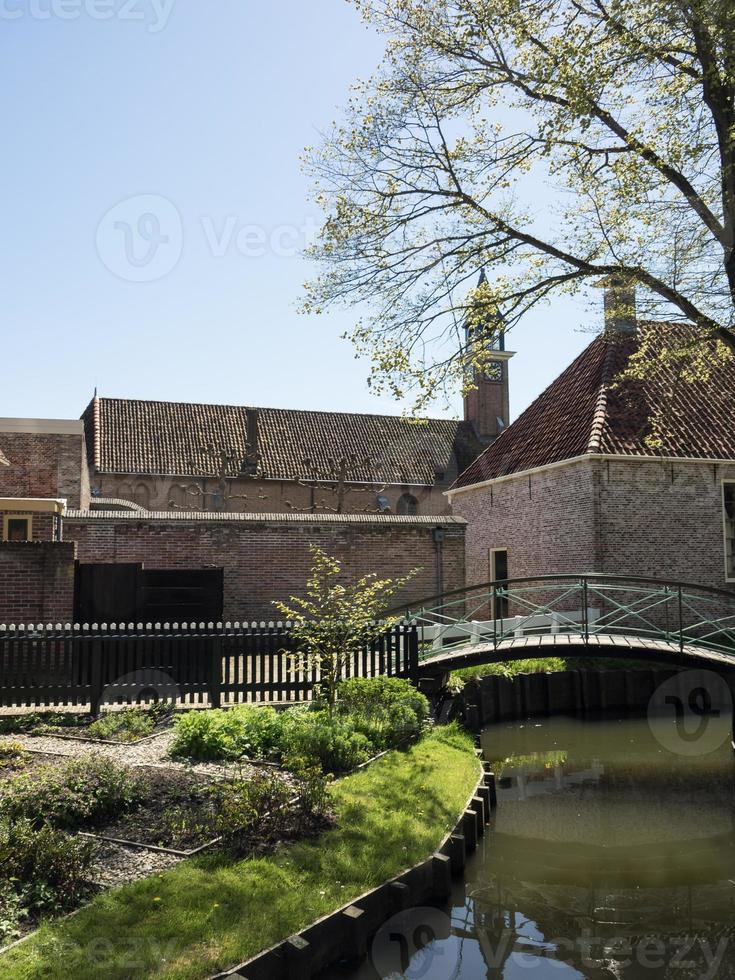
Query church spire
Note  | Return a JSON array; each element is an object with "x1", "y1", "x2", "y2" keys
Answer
[{"x1": 463, "y1": 270, "x2": 514, "y2": 443}]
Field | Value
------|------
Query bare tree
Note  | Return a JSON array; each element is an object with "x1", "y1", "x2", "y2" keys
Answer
[
  {"x1": 170, "y1": 442, "x2": 263, "y2": 512},
  {"x1": 286, "y1": 454, "x2": 389, "y2": 513}
]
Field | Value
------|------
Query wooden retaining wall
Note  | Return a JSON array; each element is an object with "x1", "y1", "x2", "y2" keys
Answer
[{"x1": 461, "y1": 667, "x2": 735, "y2": 729}]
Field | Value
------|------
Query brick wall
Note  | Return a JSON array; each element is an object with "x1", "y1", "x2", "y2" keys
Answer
[
  {"x1": 0, "y1": 542, "x2": 76, "y2": 625},
  {"x1": 0, "y1": 430, "x2": 90, "y2": 509},
  {"x1": 598, "y1": 459, "x2": 735, "y2": 591},
  {"x1": 452, "y1": 459, "x2": 600, "y2": 587},
  {"x1": 64, "y1": 512, "x2": 466, "y2": 621},
  {"x1": 451, "y1": 456, "x2": 735, "y2": 627}
]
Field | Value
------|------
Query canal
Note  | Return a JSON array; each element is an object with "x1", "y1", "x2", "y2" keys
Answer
[{"x1": 325, "y1": 713, "x2": 735, "y2": 979}]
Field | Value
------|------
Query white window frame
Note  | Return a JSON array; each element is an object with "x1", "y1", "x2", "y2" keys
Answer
[
  {"x1": 723, "y1": 479, "x2": 735, "y2": 583},
  {"x1": 2, "y1": 514, "x2": 32, "y2": 542}
]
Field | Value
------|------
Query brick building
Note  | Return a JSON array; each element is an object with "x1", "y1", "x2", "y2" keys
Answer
[
  {"x1": 78, "y1": 273, "x2": 513, "y2": 519},
  {"x1": 81, "y1": 397, "x2": 484, "y2": 517},
  {"x1": 449, "y1": 290, "x2": 735, "y2": 596},
  {"x1": 0, "y1": 420, "x2": 467, "y2": 625}
]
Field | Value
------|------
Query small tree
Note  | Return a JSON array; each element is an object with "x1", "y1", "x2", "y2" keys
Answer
[{"x1": 273, "y1": 546, "x2": 419, "y2": 710}]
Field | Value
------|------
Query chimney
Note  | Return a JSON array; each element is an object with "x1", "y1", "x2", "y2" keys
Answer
[
  {"x1": 244, "y1": 408, "x2": 259, "y2": 475},
  {"x1": 601, "y1": 277, "x2": 637, "y2": 335}
]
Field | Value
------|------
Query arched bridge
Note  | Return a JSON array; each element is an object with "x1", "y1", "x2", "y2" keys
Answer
[{"x1": 395, "y1": 574, "x2": 735, "y2": 675}]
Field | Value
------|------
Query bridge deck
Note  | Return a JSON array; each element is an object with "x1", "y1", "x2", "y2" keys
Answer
[{"x1": 419, "y1": 632, "x2": 735, "y2": 673}]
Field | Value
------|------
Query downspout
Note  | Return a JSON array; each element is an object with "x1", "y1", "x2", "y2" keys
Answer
[{"x1": 433, "y1": 526, "x2": 446, "y2": 611}]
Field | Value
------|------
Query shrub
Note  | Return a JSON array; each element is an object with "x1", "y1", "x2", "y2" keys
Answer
[
  {"x1": 452, "y1": 657, "x2": 566, "y2": 682},
  {"x1": 279, "y1": 709, "x2": 373, "y2": 773},
  {"x1": 336, "y1": 677, "x2": 430, "y2": 749},
  {"x1": 0, "y1": 818, "x2": 95, "y2": 914},
  {"x1": 0, "y1": 880, "x2": 28, "y2": 945},
  {"x1": 0, "y1": 742, "x2": 29, "y2": 772},
  {"x1": 211, "y1": 771, "x2": 293, "y2": 855},
  {"x1": 88, "y1": 709, "x2": 155, "y2": 742},
  {"x1": 0, "y1": 755, "x2": 145, "y2": 831},
  {"x1": 170, "y1": 706, "x2": 283, "y2": 762}
]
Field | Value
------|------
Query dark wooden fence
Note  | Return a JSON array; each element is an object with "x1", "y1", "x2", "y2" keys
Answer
[{"x1": 0, "y1": 622, "x2": 419, "y2": 713}]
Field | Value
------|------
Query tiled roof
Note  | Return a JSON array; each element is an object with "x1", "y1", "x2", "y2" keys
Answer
[
  {"x1": 453, "y1": 322, "x2": 735, "y2": 488},
  {"x1": 82, "y1": 398, "x2": 483, "y2": 487}
]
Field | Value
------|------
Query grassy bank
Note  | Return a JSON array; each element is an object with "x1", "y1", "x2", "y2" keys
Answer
[
  {"x1": 1, "y1": 724, "x2": 478, "y2": 980},
  {"x1": 452, "y1": 655, "x2": 675, "y2": 683}
]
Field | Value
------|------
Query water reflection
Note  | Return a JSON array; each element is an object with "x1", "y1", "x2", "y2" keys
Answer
[{"x1": 324, "y1": 715, "x2": 735, "y2": 979}]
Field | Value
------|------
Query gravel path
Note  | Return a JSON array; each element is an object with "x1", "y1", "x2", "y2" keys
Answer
[
  {"x1": 88, "y1": 842, "x2": 182, "y2": 889},
  {"x1": 0, "y1": 729, "x2": 274, "y2": 780}
]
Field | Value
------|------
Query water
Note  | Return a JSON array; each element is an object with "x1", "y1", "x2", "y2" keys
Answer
[{"x1": 325, "y1": 714, "x2": 735, "y2": 979}]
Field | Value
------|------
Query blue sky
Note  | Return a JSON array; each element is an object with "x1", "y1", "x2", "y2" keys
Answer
[{"x1": 1, "y1": 0, "x2": 596, "y2": 423}]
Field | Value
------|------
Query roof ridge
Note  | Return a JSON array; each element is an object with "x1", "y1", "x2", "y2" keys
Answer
[{"x1": 93, "y1": 395, "x2": 466, "y2": 428}]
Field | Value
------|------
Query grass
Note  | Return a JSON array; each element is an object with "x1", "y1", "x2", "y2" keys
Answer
[
  {"x1": 452, "y1": 655, "x2": 680, "y2": 683},
  {"x1": 0, "y1": 724, "x2": 478, "y2": 980}
]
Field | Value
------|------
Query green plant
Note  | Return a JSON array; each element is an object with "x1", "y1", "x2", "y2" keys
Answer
[
  {"x1": 273, "y1": 546, "x2": 418, "y2": 710},
  {"x1": 88, "y1": 709, "x2": 156, "y2": 742},
  {"x1": 170, "y1": 706, "x2": 283, "y2": 762},
  {"x1": 211, "y1": 771, "x2": 293, "y2": 855},
  {"x1": 0, "y1": 818, "x2": 95, "y2": 914},
  {"x1": 0, "y1": 880, "x2": 28, "y2": 945},
  {"x1": 279, "y1": 709, "x2": 373, "y2": 773},
  {"x1": 0, "y1": 755, "x2": 145, "y2": 831},
  {"x1": 289, "y1": 758, "x2": 334, "y2": 828},
  {"x1": 0, "y1": 743, "x2": 29, "y2": 772},
  {"x1": 336, "y1": 676, "x2": 430, "y2": 748}
]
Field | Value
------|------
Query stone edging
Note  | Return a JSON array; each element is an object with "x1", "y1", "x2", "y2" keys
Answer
[{"x1": 209, "y1": 739, "x2": 495, "y2": 980}]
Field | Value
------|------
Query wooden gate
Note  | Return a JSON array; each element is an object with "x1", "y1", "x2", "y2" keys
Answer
[{"x1": 74, "y1": 564, "x2": 224, "y2": 625}]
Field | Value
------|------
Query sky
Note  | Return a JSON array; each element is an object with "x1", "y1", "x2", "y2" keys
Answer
[{"x1": 1, "y1": 0, "x2": 598, "y2": 425}]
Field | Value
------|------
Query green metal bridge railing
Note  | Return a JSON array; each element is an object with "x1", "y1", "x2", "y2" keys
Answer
[{"x1": 393, "y1": 573, "x2": 735, "y2": 663}]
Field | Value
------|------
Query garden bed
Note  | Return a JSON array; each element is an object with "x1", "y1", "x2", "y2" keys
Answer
[
  {"x1": 0, "y1": 745, "x2": 300, "y2": 949},
  {"x1": 0, "y1": 676, "x2": 435, "y2": 959},
  {"x1": 0, "y1": 724, "x2": 479, "y2": 979},
  {"x1": 0, "y1": 745, "x2": 63, "y2": 784},
  {"x1": 0, "y1": 705, "x2": 174, "y2": 744}
]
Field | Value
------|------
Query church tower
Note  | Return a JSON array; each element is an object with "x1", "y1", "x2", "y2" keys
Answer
[{"x1": 463, "y1": 270, "x2": 515, "y2": 443}]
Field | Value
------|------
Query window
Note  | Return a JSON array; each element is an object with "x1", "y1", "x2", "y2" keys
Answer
[
  {"x1": 3, "y1": 516, "x2": 31, "y2": 542},
  {"x1": 397, "y1": 493, "x2": 419, "y2": 516},
  {"x1": 724, "y1": 482, "x2": 735, "y2": 581}
]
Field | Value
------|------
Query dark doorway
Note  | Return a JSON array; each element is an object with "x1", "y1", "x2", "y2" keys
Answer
[
  {"x1": 490, "y1": 548, "x2": 509, "y2": 619},
  {"x1": 74, "y1": 564, "x2": 224, "y2": 624}
]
